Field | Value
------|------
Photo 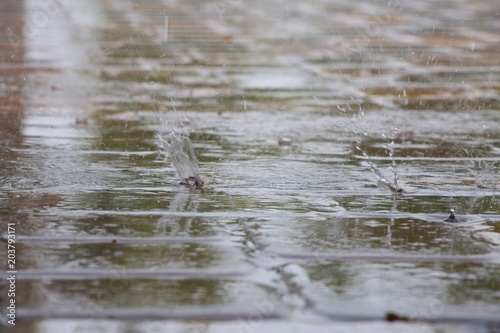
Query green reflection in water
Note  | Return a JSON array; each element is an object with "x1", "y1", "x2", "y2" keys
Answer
[{"x1": 20, "y1": 278, "x2": 229, "y2": 309}]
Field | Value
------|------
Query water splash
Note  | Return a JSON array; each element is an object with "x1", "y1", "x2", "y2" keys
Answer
[
  {"x1": 470, "y1": 160, "x2": 496, "y2": 190},
  {"x1": 383, "y1": 136, "x2": 401, "y2": 193},
  {"x1": 355, "y1": 139, "x2": 403, "y2": 194},
  {"x1": 157, "y1": 115, "x2": 204, "y2": 188},
  {"x1": 445, "y1": 207, "x2": 460, "y2": 223}
]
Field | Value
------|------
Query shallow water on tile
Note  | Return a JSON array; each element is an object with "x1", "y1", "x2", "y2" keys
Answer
[{"x1": 0, "y1": 0, "x2": 499, "y2": 332}]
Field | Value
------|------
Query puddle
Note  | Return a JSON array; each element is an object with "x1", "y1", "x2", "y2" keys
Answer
[{"x1": 0, "y1": 0, "x2": 499, "y2": 332}]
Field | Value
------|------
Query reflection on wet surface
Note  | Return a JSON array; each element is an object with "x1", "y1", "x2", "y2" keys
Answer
[{"x1": 0, "y1": 0, "x2": 499, "y2": 332}]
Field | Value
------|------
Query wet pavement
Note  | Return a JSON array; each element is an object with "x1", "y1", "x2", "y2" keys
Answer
[{"x1": 1, "y1": 0, "x2": 499, "y2": 332}]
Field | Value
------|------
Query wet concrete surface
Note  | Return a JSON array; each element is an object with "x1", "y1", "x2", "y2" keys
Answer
[{"x1": 0, "y1": 0, "x2": 499, "y2": 332}]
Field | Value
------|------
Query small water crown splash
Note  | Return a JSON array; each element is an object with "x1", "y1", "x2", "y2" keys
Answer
[
  {"x1": 157, "y1": 115, "x2": 204, "y2": 189},
  {"x1": 339, "y1": 101, "x2": 405, "y2": 196},
  {"x1": 354, "y1": 132, "x2": 404, "y2": 195},
  {"x1": 445, "y1": 207, "x2": 460, "y2": 223},
  {"x1": 382, "y1": 128, "x2": 404, "y2": 194}
]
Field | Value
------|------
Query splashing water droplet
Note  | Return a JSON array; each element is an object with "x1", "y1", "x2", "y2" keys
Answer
[{"x1": 157, "y1": 115, "x2": 204, "y2": 188}]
